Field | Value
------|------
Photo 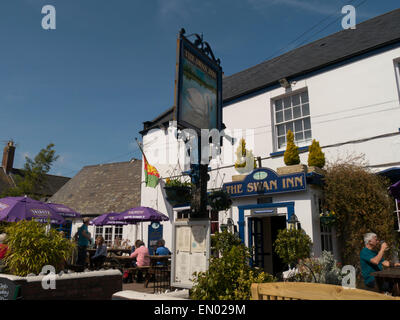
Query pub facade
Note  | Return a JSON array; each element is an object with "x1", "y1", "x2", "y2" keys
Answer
[{"x1": 140, "y1": 9, "x2": 400, "y2": 276}]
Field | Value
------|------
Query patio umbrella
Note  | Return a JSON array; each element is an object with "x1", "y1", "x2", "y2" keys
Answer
[
  {"x1": 114, "y1": 206, "x2": 169, "y2": 241},
  {"x1": 0, "y1": 196, "x2": 65, "y2": 225},
  {"x1": 389, "y1": 180, "x2": 400, "y2": 200},
  {"x1": 47, "y1": 202, "x2": 81, "y2": 218},
  {"x1": 89, "y1": 212, "x2": 128, "y2": 226},
  {"x1": 115, "y1": 206, "x2": 169, "y2": 223}
]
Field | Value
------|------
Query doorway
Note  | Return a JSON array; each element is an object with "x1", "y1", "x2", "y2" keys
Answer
[{"x1": 249, "y1": 215, "x2": 287, "y2": 275}]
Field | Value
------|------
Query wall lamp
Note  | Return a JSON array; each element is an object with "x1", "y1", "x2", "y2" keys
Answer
[{"x1": 279, "y1": 78, "x2": 291, "y2": 89}]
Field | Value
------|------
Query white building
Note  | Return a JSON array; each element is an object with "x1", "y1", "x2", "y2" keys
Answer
[{"x1": 140, "y1": 9, "x2": 400, "y2": 275}]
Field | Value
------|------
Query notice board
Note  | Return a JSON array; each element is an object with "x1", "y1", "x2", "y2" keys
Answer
[{"x1": 171, "y1": 220, "x2": 210, "y2": 289}]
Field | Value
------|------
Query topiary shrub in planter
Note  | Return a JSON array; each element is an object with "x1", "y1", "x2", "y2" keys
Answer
[
  {"x1": 283, "y1": 130, "x2": 300, "y2": 166},
  {"x1": 4, "y1": 220, "x2": 75, "y2": 276},
  {"x1": 308, "y1": 139, "x2": 325, "y2": 168},
  {"x1": 190, "y1": 230, "x2": 275, "y2": 300},
  {"x1": 234, "y1": 138, "x2": 256, "y2": 174},
  {"x1": 163, "y1": 178, "x2": 192, "y2": 207}
]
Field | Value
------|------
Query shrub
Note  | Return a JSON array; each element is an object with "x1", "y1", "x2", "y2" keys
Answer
[
  {"x1": 308, "y1": 139, "x2": 325, "y2": 168},
  {"x1": 283, "y1": 130, "x2": 300, "y2": 165},
  {"x1": 190, "y1": 230, "x2": 275, "y2": 300},
  {"x1": 274, "y1": 228, "x2": 313, "y2": 267},
  {"x1": 287, "y1": 251, "x2": 344, "y2": 285},
  {"x1": 4, "y1": 220, "x2": 75, "y2": 276},
  {"x1": 323, "y1": 155, "x2": 396, "y2": 272}
]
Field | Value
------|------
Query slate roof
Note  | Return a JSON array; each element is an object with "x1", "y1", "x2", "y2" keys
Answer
[
  {"x1": 0, "y1": 167, "x2": 70, "y2": 200},
  {"x1": 49, "y1": 160, "x2": 142, "y2": 216},
  {"x1": 223, "y1": 8, "x2": 400, "y2": 102},
  {"x1": 140, "y1": 107, "x2": 175, "y2": 135},
  {"x1": 142, "y1": 9, "x2": 400, "y2": 131}
]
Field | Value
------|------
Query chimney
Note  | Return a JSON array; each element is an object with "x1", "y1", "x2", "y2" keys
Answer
[{"x1": 2, "y1": 141, "x2": 15, "y2": 174}]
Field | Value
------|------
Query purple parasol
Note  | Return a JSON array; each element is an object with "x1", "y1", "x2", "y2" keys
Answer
[
  {"x1": 114, "y1": 206, "x2": 169, "y2": 223},
  {"x1": 389, "y1": 180, "x2": 400, "y2": 200},
  {"x1": 0, "y1": 196, "x2": 65, "y2": 225},
  {"x1": 47, "y1": 203, "x2": 81, "y2": 218},
  {"x1": 89, "y1": 212, "x2": 128, "y2": 226}
]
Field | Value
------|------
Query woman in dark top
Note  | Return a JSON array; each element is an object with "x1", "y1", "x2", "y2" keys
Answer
[{"x1": 90, "y1": 236, "x2": 107, "y2": 269}]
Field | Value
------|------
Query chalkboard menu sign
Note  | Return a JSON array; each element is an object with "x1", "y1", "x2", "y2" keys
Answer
[{"x1": 0, "y1": 277, "x2": 20, "y2": 300}]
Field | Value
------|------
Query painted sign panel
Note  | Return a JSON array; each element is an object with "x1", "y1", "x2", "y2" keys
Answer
[
  {"x1": 223, "y1": 168, "x2": 306, "y2": 198},
  {"x1": 175, "y1": 36, "x2": 222, "y2": 131},
  {"x1": 148, "y1": 222, "x2": 163, "y2": 256},
  {"x1": 172, "y1": 221, "x2": 210, "y2": 289}
]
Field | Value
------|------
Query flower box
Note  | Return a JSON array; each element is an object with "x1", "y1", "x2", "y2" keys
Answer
[
  {"x1": 164, "y1": 185, "x2": 191, "y2": 207},
  {"x1": 276, "y1": 164, "x2": 308, "y2": 175}
]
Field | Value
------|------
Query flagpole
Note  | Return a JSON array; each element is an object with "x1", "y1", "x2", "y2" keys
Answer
[{"x1": 135, "y1": 138, "x2": 147, "y2": 161}]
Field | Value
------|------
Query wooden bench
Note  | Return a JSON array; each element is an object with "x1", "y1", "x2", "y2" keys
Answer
[
  {"x1": 124, "y1": 266, "x2": 152, "y2": 287},
  {"x1": 251, "y1": 282, "x2": 400, "y2": 300}
]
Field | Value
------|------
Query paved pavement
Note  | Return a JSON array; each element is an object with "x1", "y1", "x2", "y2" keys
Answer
[{"x1": 122, "y1": 281, "x2": 157, "y2": 294}]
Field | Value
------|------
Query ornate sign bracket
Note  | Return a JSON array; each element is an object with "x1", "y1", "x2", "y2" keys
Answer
[{"x1": 179, "y1": 28, "x2": 221, "y2": 66}]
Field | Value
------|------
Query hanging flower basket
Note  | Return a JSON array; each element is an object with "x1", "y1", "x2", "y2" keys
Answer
[
  {"x1": 208, "y1": 190, "x2": 232, "y2": 212},
  {"x1": 319, "y1": 211, "x2": 336, "y2": 227},
  {"x1": 164, "y1": 179, "x2": 192, "y2": 207}
]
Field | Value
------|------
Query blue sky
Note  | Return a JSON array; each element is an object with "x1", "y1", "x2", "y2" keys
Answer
[{"x1": 0, "y1": 0, "x2": 399, "y2": 177}]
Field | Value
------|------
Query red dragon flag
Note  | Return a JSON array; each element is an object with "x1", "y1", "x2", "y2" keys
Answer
[{"x1": 144, "y1": 155, "x2": 160, "y2": 188}]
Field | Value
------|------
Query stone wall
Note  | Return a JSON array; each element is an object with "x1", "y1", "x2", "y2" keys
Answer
[{"x1": 0, "y1": 269, "x2": 122, "y2": 300}]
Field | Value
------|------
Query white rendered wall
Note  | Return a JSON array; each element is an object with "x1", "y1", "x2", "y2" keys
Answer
[
  {"x1": 140, "y1": 45, "x2": 400, "y2": 259},
  {"x1": 222, "y1": 46, "x2": 400, "y2": 171}
]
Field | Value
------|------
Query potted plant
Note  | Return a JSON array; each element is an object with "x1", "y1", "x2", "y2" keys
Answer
[
  {"x1": 319, "y1": 210, "x2": 336, "y2": 227},
  {"x1": 208, "y1": 189, "x2": 232, "y2": 212},
  {"x1": 234, "y1": 138, "x2": 256, "y2": 175},
  {"x1": 163, "y1": 178, "x2": 192, "y2": 207}
]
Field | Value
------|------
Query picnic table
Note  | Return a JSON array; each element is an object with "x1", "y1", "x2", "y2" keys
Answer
[
  {"x1": 113, "y1": 255, "x2": 171, "y2": 288},
  {"x1": 371, "y1": 267, "x2": 400, "y2": 296},
  {"x1": 87, "y1": 247, "x2": 131, "y2": 258},
  {"x1": 111, "y1": 255, "x2": 171, "y2": 269},
  {"x1": 86, "y1": 248, "x2": 132, "y2": 270}
]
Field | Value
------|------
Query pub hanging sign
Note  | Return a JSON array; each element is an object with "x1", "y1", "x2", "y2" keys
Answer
[{"x1": 223, "y1": 168, "x2": 306, "y2": 198}]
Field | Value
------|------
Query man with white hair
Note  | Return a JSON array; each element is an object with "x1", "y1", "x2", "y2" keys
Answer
[{"x1": 360, "y1": 233, "x2": 400, "y2": 291}]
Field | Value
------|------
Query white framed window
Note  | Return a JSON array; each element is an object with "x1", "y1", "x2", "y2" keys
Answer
[
  {"x1": 320, "y1": 224, "x2": 333, "y2": 253},
  {"x1": 273, "y1": 90, "x2": 312, "y2": 150},
  {"x1": 104, "y1": 227, "x2": 113, "y2": 247},
  {"x1": 94, "y1": 226, "x2": 103, "y2": 240},
  {"x1": 114, "y1": 225, "x2": 123, "y2": 245},
  {"x1": 94, "y1": 225, "x2": 124, "y2": 247},
  {"x1": 210, "y1": 210, "x2": 219, "y2": 235}
]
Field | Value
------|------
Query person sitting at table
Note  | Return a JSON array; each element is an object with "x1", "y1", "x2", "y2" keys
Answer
[
  {"x1": 90, "y1": 236, "x2": 107, "y2": 270},
  {"x1": 130, "y1": 240, "x2": 150, "y2": 282},
  {"x1": 113, "y1": 236, "x2": 121, "y2": 248},
  {"x1": 155, "y1": 239, "x2": 171, "y2": 266},
  {"x1": 360, "y1": 233, "x2": 400, "y2": 292}
]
